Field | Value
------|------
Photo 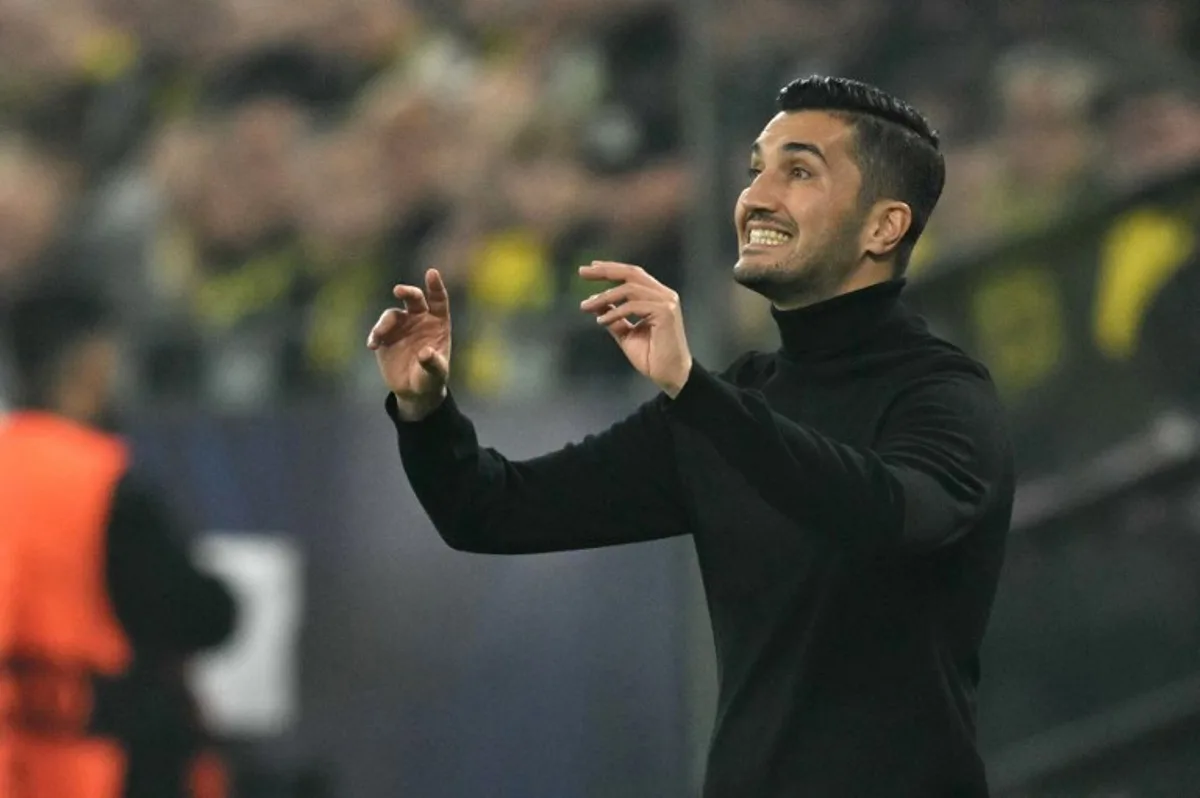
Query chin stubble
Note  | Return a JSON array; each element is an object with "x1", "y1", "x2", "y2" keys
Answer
[
  {"x1": 735, "y1": 213, "x2": 864, "y2": 305},
  {"x1": 734, "y1": 250, "x2": 841, "y2": 306}
]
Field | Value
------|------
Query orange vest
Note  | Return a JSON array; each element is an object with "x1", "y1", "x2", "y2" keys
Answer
[
  {"x1": 0, "y1": 411, "x2": 229, "y2": 798},
  {"x1": 0, "y1": 411, "x2": 133, "y2": 798}
]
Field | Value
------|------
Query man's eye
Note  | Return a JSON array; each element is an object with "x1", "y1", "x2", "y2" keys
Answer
[
  {"x1": 747, "y1": 167, "x2": 762, "y2": 179},
  {"x1": 791, "y1": 166, "x2": 811, "y2": 179}
]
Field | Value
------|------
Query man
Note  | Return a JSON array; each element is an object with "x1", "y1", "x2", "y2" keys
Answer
[
  {"x1": 0, "y1": 287, "x2": 237, "y2": 797},
  {"x1": 368, "y1": 76, "x2": 1015, "y2": 796}
]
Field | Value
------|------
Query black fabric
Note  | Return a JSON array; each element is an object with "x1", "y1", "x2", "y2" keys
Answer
[
  {"x1": 103, "y1": 470, "x2": 238, "y2": 798},
  {"x1": 387, "y1": 281, "x2": 1015, "y2": 797},
  {"x1": 91, "y1": 662, "x2": 199, "y2": 798},
  {"x1": 105, "y1": 471, "x2": 237, "y2": 655}
]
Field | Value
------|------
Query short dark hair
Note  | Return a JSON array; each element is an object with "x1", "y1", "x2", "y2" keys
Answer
[
  {"x1": 777, "y1": 76, "x2": 945, "y2": 274},
  {"x1": 3, "y1": 286, "x2": 114, "y2": 407}
]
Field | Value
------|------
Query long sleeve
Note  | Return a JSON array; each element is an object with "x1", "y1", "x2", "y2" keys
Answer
[
  {"x1": 388, "y1": 391, "x2": 690, "y2": 554},
  {"x1": 105, "y1": 471, "x2": 238, "y2": 653},
  {"x1": 665, "y1": 361, "x2": 1012, "y2": 553}
]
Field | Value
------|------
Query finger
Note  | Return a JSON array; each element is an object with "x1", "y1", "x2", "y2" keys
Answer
[
  {"x1": 578, "y1": 261, "x2": 655, "y2": 286},
  {"x1": 367, "y1": 308, "x2": 404, "y2": 349},
  {"x1": 418, "y1": 346, "x2": 450, "y2": 380},
  {"x1": 425, "y1": 269, "x2": 451, "y2": 317},
  {"x1": 600, "y1": 317, "x2": 639, "y2": 341},
  {"x1": 393, "y1": 285, "x2": 429, "y2": 314},
  {"x1": 596, "y1": 300, "x2": 660, "y2": 326},
  {"x1": 579, "y1": 282, "x2": 660, "y2": 311}
]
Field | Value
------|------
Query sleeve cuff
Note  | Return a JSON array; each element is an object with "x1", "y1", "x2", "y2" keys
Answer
[
  {"x1": 385, "y1": 391, "x2": 462, "y2": 436},
  {"x1": 665, "y1": 360, "x2": 736, "y2": 429}
]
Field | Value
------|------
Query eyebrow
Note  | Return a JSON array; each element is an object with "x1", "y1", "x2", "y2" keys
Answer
[{"x1": 750, "y1": 141, "x2": 829, "y2": 165}]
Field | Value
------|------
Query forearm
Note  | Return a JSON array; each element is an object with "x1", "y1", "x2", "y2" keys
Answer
[
  {"x1": 390, "y1": 392, "x2": 690, "y2": 554},
  {"x1": 117, "y1": 574, "x2": 237, "y2": 653}
]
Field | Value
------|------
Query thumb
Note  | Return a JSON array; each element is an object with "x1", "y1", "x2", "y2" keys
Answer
[{"x1": 418, "y1": 347, "x2": 450, "y2": 380}]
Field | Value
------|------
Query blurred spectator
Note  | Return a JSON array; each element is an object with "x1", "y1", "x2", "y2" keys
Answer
[
  {"x1": 2, "y1": 0, "x2": 1198, "y2": 403},
  {"x1": 192, "y1": 98, "x2": 304, "y2": 254},
  {"x1": 0, "y1": 137, "x2": 77, "y2": 291},
  {"x1": 978, "y1": 45, "x2": 1107, "y2": 237},
  {"x1": 1102, "y1": 85, "x2": 1200, "y2": 190},
  {"x1": 0, "y1": 285, "x2": 237, "y2": 797}
]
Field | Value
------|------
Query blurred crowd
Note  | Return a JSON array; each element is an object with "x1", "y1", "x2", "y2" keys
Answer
[{"x1": 2, "y1": 0, "x2": 1199, "y2": 406}]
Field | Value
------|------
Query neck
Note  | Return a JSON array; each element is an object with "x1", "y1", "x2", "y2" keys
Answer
[
  {"x1": 771, "y1": 261, "x2": 896, "y2": 312},
  {"x1": 771, "y1": 277, "x2": 907, "y2": 360},
  {"x1": 44, "y1": 386, "x2": 100, "y2": 427}
]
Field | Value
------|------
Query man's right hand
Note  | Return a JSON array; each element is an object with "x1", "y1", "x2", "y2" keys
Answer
[{"x1": 367, "y1": 268, "x2": 452, "y2": 421}]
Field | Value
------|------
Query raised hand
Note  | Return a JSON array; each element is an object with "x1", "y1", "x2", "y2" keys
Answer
[
  {"x1": 578, "y1": 261, "x2": 693, "y2": 397},
  {"x1": 367, "y1": 268, "x2": 453, "y2": 421}
]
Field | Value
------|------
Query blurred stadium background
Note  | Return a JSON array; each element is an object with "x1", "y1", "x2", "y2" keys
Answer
[{"x1": 3, "y1": 0, "x2": 1200, "y2": 795}]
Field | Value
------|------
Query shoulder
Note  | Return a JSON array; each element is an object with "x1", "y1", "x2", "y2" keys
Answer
[
  {"x1": 4, "y1": 412, "x2": 131, "y2": 473},
  {"x1": 888, "y1": 345, "x2": 1005, "y2": 424},
  {"x1": 110, "y1": 467, "x2": 156, "y2": 505},
  {"x1": 108, "y1": 467, "x2": 184, "y2": 532},
  {"x1": 880, "y1": 317, "x2": 1010, "y2": 433},
  {"x1": 717, "y1": 350, "x2": 773, "y2": 385},
  {"x1": 894, "y1": 307, "x2": 998, "y2": 391},
  {"x1": 880, "y1": 343, "x2": 1013, "y2": 471}
]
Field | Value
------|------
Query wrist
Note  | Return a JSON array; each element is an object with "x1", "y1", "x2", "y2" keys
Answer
[
  {"x1": 662, "y1": 357, "x2": 693, "y2": 399},
  {"x1": 393, "y1": 387, "x2": 448, "y2": 422}
]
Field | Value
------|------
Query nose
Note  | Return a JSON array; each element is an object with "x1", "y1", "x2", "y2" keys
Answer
[{"x1": 739, "y1": 172, "x2": 780, "y2": 218}]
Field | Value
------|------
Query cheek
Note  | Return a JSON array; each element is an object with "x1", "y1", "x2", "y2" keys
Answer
[
  {"x1": 782, "y1": 191, "x2": 820, "y2": 228},
  {"x1": 789, "y1": 186, "x2": 854, "y2": 241},
  {"x1": 97, "y1": 345, "x2": 121, "y2": 385}
]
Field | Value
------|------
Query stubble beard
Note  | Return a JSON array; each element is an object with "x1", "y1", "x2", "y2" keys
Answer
[{"x1": 733, "y1": 224, "x2": 862, "y2": 309}]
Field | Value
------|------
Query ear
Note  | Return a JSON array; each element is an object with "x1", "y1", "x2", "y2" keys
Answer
[{"x1": 862, "y1": 201, "x2": 912, "y2": 259}]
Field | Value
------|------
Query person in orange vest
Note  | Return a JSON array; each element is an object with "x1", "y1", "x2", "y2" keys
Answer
[{"x1": 0, "y1": 286, "x2": 238, "y2": 798}]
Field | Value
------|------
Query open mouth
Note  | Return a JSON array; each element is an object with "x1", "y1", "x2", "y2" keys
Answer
[{"x1": 745, "y1": 227, "x2": 793, "y2": 247}]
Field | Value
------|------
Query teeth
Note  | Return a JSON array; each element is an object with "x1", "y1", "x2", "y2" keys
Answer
[{"x1": 747, "y1": 228, "x2": 791, "y2": 246}]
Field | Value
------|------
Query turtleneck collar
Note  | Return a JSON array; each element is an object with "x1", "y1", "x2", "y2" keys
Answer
[{"x1": 771, "y1": 279, "x2": 907, "y2": 360}]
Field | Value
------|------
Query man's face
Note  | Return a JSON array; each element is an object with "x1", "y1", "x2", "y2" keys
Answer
[
  {"x1": 734, "y1": 110, "x2": 868, "y2": 307},
  {"x1": 49, "y1": 331, "x2": 122, "y2": 427},
  {"x1": 78, "y1": 333, "x2": 121, "y2": 419}
]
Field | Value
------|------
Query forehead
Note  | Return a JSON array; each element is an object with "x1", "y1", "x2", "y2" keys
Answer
[{"x1": 752, "y1": 110, "x2": 855, "y2": 158}]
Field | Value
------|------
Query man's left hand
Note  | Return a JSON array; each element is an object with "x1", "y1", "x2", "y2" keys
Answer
[{"x1": 579, "y1": 261, "x2": 693, "y2": 397}]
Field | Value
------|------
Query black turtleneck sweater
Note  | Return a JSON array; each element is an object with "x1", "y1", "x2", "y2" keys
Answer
[{"x1": 388, "y1": 280, "x2": 1015, "y2": 797}]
